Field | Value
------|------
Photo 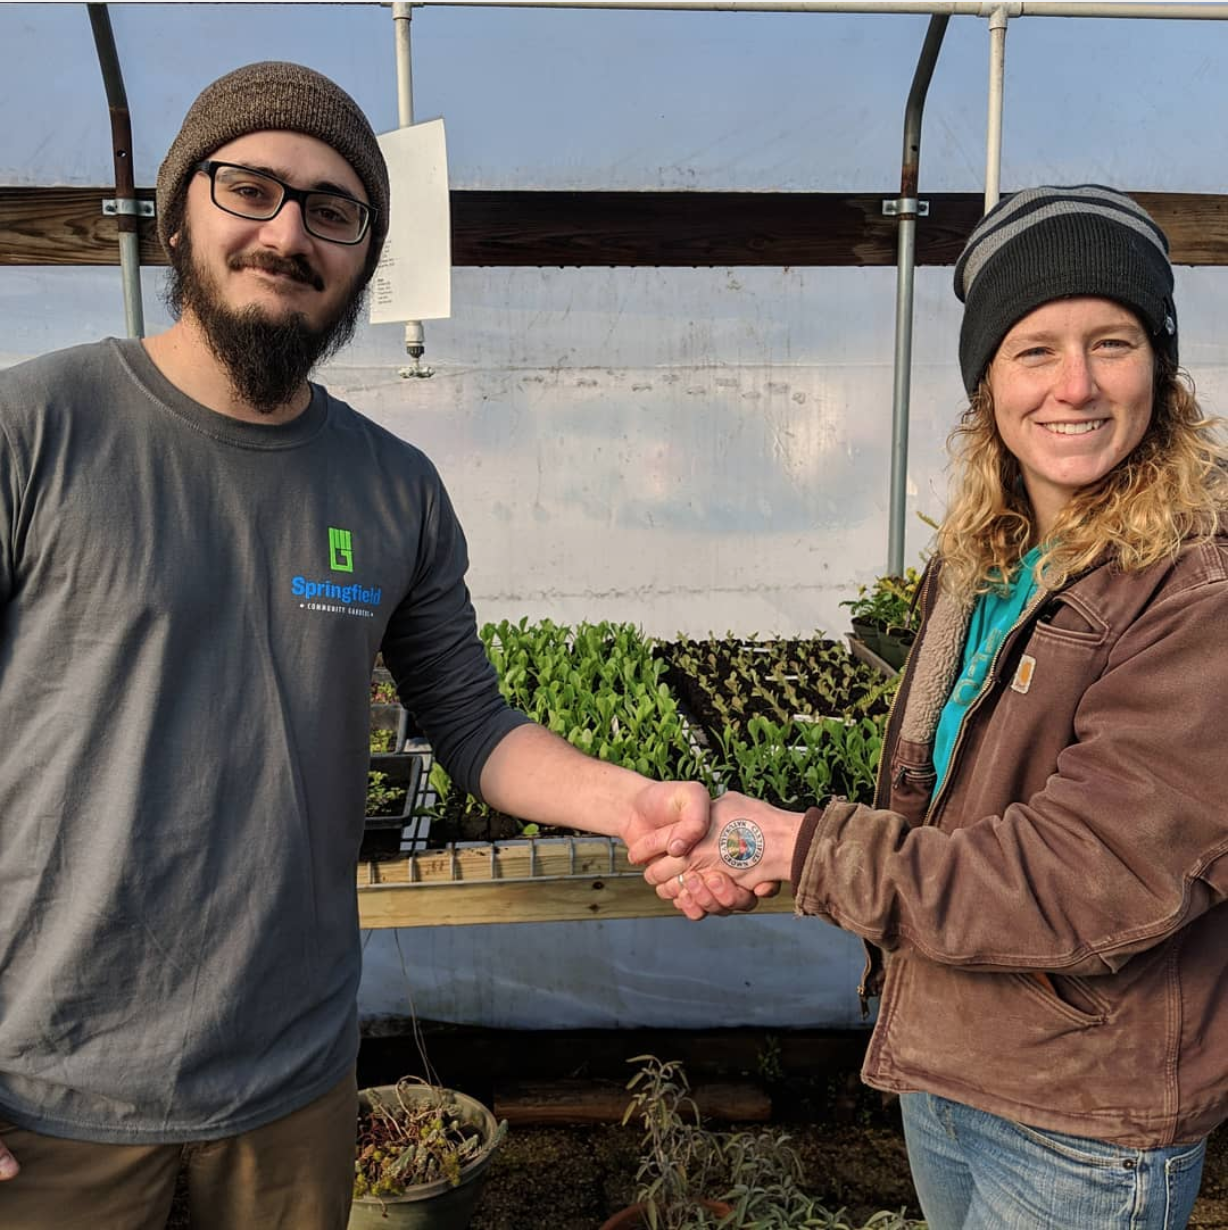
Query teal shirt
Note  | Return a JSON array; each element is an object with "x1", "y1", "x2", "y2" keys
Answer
[{"x1": 932, "y1": 547, "x2": 1043, "y2": 794}]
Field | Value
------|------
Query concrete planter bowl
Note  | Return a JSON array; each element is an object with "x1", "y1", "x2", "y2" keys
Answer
[{"x1": 348, "y1": 1084, "x2": 504, "y2": 1230}]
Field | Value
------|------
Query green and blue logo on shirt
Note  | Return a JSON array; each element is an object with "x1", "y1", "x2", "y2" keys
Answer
[
  {"x1": 328, "y1": 526, "x2": 354, "y2": 572},
  {"x1": 291, "y1": 525, "x2": 383, "y2": 617}
]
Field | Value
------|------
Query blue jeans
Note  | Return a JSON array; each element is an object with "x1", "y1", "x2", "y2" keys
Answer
[{"x1": 899, "y1": 1093, "x2": 1206, "y2": 1230}]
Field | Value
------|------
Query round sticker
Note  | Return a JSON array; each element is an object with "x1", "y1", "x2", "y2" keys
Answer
[{"x1": 718, "y1": 818, "x2": 765, "y2": 872}]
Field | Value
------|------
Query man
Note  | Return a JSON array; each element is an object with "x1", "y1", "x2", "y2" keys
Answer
[{"x1": 0, "y1": 61, "x2": 722, "y2": 1229}]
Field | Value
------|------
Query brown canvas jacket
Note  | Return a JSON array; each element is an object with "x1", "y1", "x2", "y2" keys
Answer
[{"x1": 793, "y1": 529, "x2": 1228, "y2": 1146}]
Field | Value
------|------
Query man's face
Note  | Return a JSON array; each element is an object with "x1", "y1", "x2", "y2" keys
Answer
[{"x1": 167, "y1": 129, "x2": 371, "y2": 412}]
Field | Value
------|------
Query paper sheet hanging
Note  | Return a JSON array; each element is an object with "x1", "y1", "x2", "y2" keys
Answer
[{"x1": 369, "y1": 118, "x2": 451, "y2": 324}]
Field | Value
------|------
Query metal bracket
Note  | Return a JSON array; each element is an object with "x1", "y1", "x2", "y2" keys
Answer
[
  {"x1": 102, "y1": 199, "x2": 155, "y2": 218},
  {"x1": 882, "y1": 198, "x2": 929, "y2": 217}
]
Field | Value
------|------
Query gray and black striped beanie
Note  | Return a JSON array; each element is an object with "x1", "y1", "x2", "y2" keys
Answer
[
  {"x1": 953, "y1": 185, "x2": 1176, "y2": 394},
  {"x1": 157, "y1": 61, "x2": 389, "y2": 280}
]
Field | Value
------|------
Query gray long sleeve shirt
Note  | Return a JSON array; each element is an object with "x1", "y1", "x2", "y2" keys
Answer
[{"x1": 0, "y1": 338, "x2": 527, "y2": 1142}]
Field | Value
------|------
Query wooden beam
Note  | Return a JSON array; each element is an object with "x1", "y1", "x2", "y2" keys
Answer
[
  {"x1": 5, "y1": 187, "x2": 1227, "y2": 268},
  {"x1": 358, "y1": 877, "x2": 796, "y2": 926},
  {"x1": 356, "y1": 838, "x2": 795, "y2": 927},
  {"x1": 449, "y1": 189, "x2": 976, "y2": 266}
]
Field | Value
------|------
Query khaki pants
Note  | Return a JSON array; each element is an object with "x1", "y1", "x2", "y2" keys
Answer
[{"x1": 0, "y1": 1069, "x2": 357, "y2": 1230}]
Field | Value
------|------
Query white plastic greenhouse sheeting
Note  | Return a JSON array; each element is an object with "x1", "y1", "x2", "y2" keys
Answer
[{"x1": 358, "y1": 914, "x2": 870, "y2": 1029}]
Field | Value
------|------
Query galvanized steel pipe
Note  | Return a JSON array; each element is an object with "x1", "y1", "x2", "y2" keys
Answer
[
  {"x1": 418, "y1": 1, "x2": 1228, "y2": 17},
  {"x1": 887, "y1": 14, "x2": 948, "y2": 577},
  {"x1": 88, "y1": 3, "x2": 145, "y2": 338}
]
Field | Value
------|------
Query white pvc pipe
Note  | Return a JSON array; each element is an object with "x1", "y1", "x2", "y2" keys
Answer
[
  {"x1": 393, "y1": 1, "x2": 415, "y2": 126},
  {"x1": 392, "y1": 2, "x2": 427, "y2": 365},
  {"x1": 984, "y1": 5, "x2": 1008, "y2": 210}
]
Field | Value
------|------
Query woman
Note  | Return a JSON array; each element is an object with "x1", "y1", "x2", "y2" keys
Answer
[{"x1": 634, "y1": 185, "x2": 1228, "y2": 1229}]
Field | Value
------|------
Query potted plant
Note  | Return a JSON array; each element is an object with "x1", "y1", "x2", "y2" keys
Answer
[
  {"x1": 841, "y1": 568, "x2": 921, "y2": 675},
  {"x1": 349, "y1": 1077, "x2": 507, "y2": 1229},
  {"x1": 600, "y1": 1055, "x2": 732, "y2": 1230},
  {"x1": 371, "y1": 665, "x2": 410, "y2": 755},
  {"x1": 361, "y1": 754, "x2": 422, "y2": 860},
  {"x1": 601, "y1": 1056, "x2": 926, "y2": 1230},
  {"x1": 875, "y1": 624, "x2": 916, "y2": 672}
]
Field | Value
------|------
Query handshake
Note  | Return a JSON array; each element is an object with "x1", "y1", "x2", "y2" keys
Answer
[{"x1": 623, "y1": 785, "x2": 801, "y2": 921}]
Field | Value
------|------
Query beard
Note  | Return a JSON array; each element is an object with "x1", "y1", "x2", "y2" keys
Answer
[{"x1": 165, "y1": 224, "x2": 366, "y2": 415}]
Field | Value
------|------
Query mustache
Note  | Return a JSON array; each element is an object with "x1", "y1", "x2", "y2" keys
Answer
[{"x1": 229, "y1": 251, "x2": 325, "y2": 292}]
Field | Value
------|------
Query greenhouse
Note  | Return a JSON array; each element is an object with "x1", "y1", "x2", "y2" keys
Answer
[{"x1": 4, "y1": 2, "x2": 1228, "y2": 1227}]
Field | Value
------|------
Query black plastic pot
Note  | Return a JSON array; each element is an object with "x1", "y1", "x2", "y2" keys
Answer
[
  {"x1": 876, "y1": 628, "x2": 916, "y2": 671},
  {"x1": 361, "y1": 752, "x2": 424, "y2": 859}
]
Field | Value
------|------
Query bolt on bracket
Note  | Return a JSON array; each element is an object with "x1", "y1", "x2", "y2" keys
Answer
[
  {"x1": 102, "y1": 199, "x2": 156, "y2": 218},
  {"x1": 882, "y1": 198, "x2": 929, "y2": 217}
]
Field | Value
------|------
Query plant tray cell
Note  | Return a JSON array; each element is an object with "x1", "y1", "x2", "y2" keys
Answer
[
  {"x1": 366, "y1": 752, "x2": 424, "y2": 830},
  {"x1": 846, "y1": 633, "x2": 900, "y2": 679}
]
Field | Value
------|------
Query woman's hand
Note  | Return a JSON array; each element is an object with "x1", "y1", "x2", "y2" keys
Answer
[
  {"x1": 635, "y1": 792, "x2": 801, "y2": 919},
  {"x1": 623, "y1": 782, "x2": 766, "y2": 915}
]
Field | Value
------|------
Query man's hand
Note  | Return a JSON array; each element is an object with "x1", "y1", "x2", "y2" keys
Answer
[
  {"x1": 0, "y1": 1137, "x2": 19, "y2": 1180},
  {"x1": 638, "y1": 791, "x2": 799, "y2": 919},
  {"x1": 622, "y1": 779, "x2": 710, "y2": 860},
  {"x1": 622, "y1": 781, "x2": 766, "y2": 915}
]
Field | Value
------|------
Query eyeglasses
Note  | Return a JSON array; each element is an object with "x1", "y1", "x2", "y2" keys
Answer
[{"x1": 194, "y1": 160, "x2": 375, "y2": 245}]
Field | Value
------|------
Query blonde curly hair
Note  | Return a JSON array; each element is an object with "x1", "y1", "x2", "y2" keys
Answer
[{"x1": 937, "y1": 356, "x2": 1228, "y2": 603}]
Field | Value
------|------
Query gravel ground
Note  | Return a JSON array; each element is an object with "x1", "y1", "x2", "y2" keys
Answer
[
  {"x1": 163, "y1": 1117, "x2": 1228, "y2": 1230},
  {"x1": 159, "y1": 1023, "x2": 1228, "y2": 1228},
  {"x1": 469, "y1": 1119, "x2": 921, "y2": 1229},
  {"x1": 469, "y1": 1117, "x2": 1228, "y2": 1230}
]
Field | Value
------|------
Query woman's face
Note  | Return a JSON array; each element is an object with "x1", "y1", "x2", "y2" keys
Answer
[{"x1": 987, "y1": 296, "x2": 1155, "y2": 539}]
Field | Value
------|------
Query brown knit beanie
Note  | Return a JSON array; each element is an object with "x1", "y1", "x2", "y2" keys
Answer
[{"x1": 157, "y1": 61, "x2": 389, "y2": 280}]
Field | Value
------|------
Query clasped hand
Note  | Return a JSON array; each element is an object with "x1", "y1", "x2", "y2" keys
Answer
[{"x1": 627, "y1": 790, "x2": 788, "y2": 920}]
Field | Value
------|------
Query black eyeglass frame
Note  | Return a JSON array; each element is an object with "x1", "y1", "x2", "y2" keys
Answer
[{"x1": 193, "y1": 160, "x2": 376, "y2": 245}]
